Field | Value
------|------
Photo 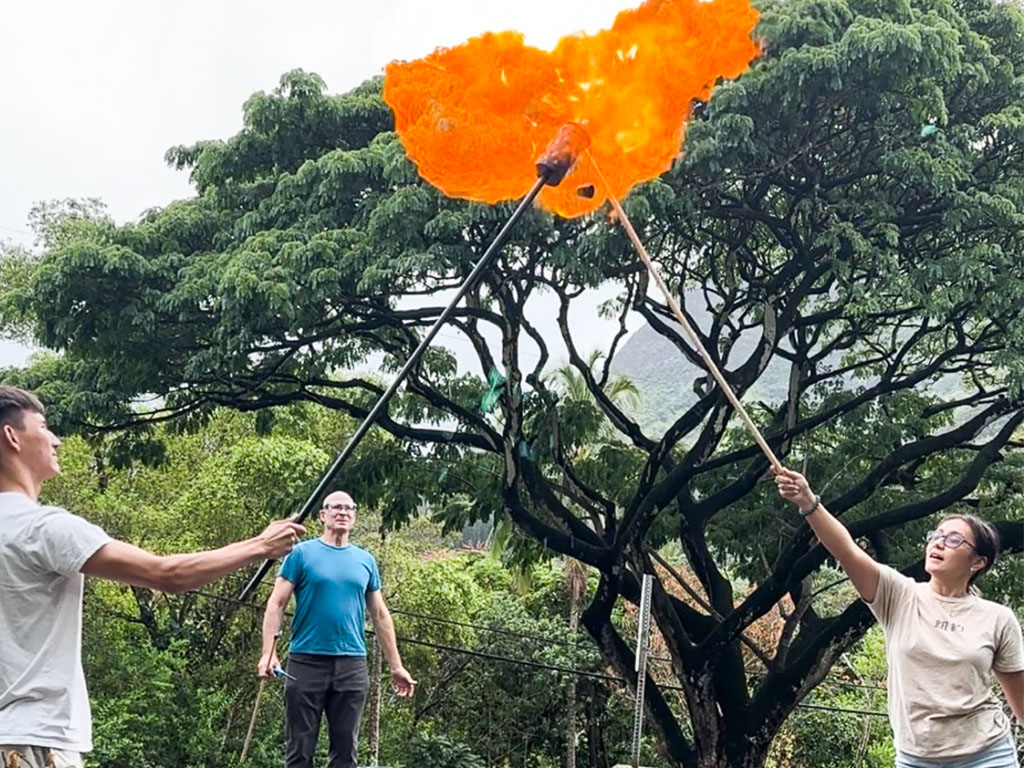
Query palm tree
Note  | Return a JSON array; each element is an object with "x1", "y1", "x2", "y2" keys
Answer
[
  {"x1": 546, "y1": 350, "x2": 640, "y2": 458},
  {"x1": 484, "y1": 351, "x2": 639, "y2": 767},
  {"x1": 548, "y1": 351, "x2": 637, "y2": 768},
  {"x1": 564, "y1": 557, "x2": 588, "y2": 768}
]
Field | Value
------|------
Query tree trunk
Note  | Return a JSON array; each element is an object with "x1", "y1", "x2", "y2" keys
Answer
[
  {"x1": 651, "y1": 670, "x2": 776, "y2": 768},
  {"x1": 566, "y1": 560, "x2": 585, "y2": 768},
  {"x1": 365, "y1": 637, "x2": 383, "y2": 766},
  {"x1": 585, "y1": 681, "x2": 612, "y2": 768}
]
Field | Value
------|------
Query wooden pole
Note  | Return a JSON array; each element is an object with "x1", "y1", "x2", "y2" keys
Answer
[
  {"x1": 588, "y1": 152, "x2": 783, "y2": 472},
  {"x1": 240, "y1": 678, "x2": 266, "y2": 763},
  {"x1": 368, "y1": 636, "x2": 383, "y2": 767}
]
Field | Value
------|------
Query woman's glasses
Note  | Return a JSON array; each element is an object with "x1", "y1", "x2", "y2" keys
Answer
[{"x1": 925, "y1": 530, "x2": 975, "y2": 550}]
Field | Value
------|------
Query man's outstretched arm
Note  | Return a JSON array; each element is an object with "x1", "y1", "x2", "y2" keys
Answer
[{"x1": 81, "y1": 519, "x2": 304, "y2": 593}]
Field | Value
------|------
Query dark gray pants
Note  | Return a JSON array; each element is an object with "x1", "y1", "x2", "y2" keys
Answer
[{"x1": 284, "y1": 654, "x2": 369, "y2": 768}]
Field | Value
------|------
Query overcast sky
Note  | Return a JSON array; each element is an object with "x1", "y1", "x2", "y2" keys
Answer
[{"x1": 0, "y1": 0, "x2": 642, "y2": 371}]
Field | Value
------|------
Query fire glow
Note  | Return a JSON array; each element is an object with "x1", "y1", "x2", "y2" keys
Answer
[{"x1": 384, "y1": 0, "x2": 760, "y2": 218}]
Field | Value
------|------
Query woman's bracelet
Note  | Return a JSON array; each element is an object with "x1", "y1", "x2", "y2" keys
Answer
[{"x1": 799, "y1": 495, "x2": 822, "y2": 517}]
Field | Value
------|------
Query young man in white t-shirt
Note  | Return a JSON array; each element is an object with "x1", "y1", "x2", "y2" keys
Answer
[{"x1": 0, "y1": 386, "x2": 306, "y2": 768}]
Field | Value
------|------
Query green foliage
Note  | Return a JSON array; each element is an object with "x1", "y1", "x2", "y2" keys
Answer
[
  {"x1": 4, "y1": 0, "x2": 1024, "y2": 763},
  {"x1": 404, "y1": 733, "x2": 487, "y2": 768},
  {"x1": 773, "y1": 630, "x2": 892, "y2": 768},
  {"x1": 0, "y1": 242, "x2": 40, "y2": 342},
  {"x1": 377, "y1": 551, "x2": 630, "y2": 768},
  {"x1": 169, "y1": 435, "x2": 329, "y2": 548},
  {"x1": 36, "y1": 406, "x2": 637, "y2": 768}
]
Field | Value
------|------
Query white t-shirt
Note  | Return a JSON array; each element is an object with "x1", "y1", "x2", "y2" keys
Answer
[
  {"x1": 0, "y1": 491, "x2": 111, "y2": 752},
  {"x1": 866, "y1": 564, "x2": 1024, "y2": 759}
]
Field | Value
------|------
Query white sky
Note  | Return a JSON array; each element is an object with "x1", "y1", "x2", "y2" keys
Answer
[{"x1": 0, "y1": 0, "x2": 642, "y2": 371}]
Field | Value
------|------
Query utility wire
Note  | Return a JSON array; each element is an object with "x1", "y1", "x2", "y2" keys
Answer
[
  {"x1": 389, "y1": 633, "x2": 623, "y2": 685},
  {"x1": 388, "y1": 610, "x2": 889, "y2": 694},
  {"x1": 385, "y1": 633, "x2": 888, "y2": 718},
  {"x1": 389, "y1": 607, "x2": 581, "y2": 649},
  {"x1": 187, "y1": 587, "x2": 889, "y2": 695},
  {"x1": 184, "y1": 588, "x2": 887, "y2": 716},
  {"x1": 191, "y1": 587, "x2": 887, "y2": 693},
  {"x1": 794, "y1": 703, "x2": 888, "y2": 718}
]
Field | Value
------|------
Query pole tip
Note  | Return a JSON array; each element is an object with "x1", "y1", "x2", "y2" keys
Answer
[{"x1": 536, "y1": 123, "x2": 591, "y2": 187}]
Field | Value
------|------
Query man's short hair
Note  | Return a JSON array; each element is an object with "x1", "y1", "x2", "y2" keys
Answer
[{"x1": 0, "y1": 385, "x2": 45, "y2": 431}]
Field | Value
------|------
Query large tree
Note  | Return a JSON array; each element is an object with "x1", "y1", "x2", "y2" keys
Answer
[{"x1": 4, "y1": 0, "x2": 1024, "y2": 763}]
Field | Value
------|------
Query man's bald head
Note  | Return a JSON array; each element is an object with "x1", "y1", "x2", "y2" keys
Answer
[
  {"x1": 319, "y1": 491, "x2": 358, "y2": 535},
  {"x1": 323, "y1": 491, "x2": 355, "y2": 508}
]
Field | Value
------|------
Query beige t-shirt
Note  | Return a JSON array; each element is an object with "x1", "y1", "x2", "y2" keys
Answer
[{"x1": 865, "y1": 564, "x2": 1024, "y2": 759}]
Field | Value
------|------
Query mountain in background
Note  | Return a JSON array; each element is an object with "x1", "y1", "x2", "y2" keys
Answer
[
  {"x1": 609, "y1": 308, "x2": 965, "y2": 437},
  {"x1": 609, "y1": 306, "x2": 790, "y2": 435}
]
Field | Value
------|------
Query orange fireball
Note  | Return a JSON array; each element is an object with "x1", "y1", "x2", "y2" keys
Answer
[{"x1": 384, "y1": 0, "x2": 759, "y2": 218}]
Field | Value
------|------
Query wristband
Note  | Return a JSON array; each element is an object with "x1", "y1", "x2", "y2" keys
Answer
[{"x1": 798, "y1": 494, "x2": 821, "y2": 517}]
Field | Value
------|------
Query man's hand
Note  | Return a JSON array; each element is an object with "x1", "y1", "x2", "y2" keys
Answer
[
  {"x1": 774, "y1": 467, "x2": 816, "y2": 510},
  {"x1": 391, "y1": 666, "x2": 417, "y2": 697},
  {"x1": 257, "y1": 652, "x2": 281, "y2": 678},
  {"x1": 256, "y1": 519, "x2": 306, "y2": 558}
]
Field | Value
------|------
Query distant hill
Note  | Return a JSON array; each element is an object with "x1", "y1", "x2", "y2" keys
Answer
[
  {"x1": 609, "y1": 307, "x2": 790, "y2": 435},
  {"x1": 610, "y1": 308, "x2": 970, "y2": 438}
]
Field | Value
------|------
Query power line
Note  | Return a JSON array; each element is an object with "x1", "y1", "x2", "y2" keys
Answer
[
  {"x1": 188, "y1": 587, "x2": 889, "y2": 695},
  {"x1": 389, "y1": 607, "x2": 582, "y2": 649},
  {"x1": 195, "y1": 586, "x2": 584, "y2": 651},
  {"x1": 189, "y1": 587, "x2": 620, "y2": 682},
  {"x1": 182, "y1": 587, "x2": 887, "y2": 717},
  {"x1": 190, "y1": 587, "x2": 286, "y2": 614},
  {"x1": 195, "y1": 587, "x2": 883, "y2": 688},
  {"x1": 794, "y1": 703, "x2": 887, "y2": 718},
  {"x1": 747, "y1": 670, "x2": 887, "y2": 693},
  {"x1": 389, "y1": 633, "x2": 622, "y2": 685},
  {"x1": 386, "y1": 633, "x2": 886, "y2": 717},
  {"x1": 381, "y1": 607, "x2": 889, "y2": 693}
]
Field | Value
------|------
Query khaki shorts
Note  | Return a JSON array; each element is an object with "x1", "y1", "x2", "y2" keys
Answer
[{"x1": 0, "y1": 746, "x2": 83, "y2": 768}]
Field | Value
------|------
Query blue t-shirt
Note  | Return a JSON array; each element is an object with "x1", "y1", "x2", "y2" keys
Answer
[{"x1": 279, "y1": 539, "x2": 381, "y2": 656}]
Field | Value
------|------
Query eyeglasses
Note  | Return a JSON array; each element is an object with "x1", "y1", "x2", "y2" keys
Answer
[
  {"x1": 925, "y1": 530, "x2": 975, "y2": 550},
  {"x1": 323, "y1": 503, "x2": 357, "y2": 513}
]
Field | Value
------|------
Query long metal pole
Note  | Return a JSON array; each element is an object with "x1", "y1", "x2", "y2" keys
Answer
[{"x1": 237, "y1": 175, "x2": 549, "y2": 601}]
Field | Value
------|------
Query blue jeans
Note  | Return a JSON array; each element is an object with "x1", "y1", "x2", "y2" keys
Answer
[{"x1": 896, "y1": 737, "x2": 1019, "y2": 768}]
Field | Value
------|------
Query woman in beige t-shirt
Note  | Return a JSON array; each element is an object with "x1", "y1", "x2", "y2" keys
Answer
[{"x1": 775, "y1": 467, "x2": 1024, "y2": 768}]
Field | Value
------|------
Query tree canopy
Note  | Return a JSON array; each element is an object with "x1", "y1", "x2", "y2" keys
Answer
[{"x1": 4, "y1": 0, "x2": 1024, "y2": 764}]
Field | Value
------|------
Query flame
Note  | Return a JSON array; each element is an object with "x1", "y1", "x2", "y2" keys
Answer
[{"x1": 384, "y1": 0, "x2": 759, "y2": 218}]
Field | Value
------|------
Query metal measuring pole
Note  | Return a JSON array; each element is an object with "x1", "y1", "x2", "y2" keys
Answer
[{"x1": 631, "y1": 574, "x2": 654, "y2": 768}]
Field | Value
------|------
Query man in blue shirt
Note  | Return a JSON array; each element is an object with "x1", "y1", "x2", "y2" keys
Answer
[{"x1": 258, "y1": 491, "x2": 414, "y2": 768}]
